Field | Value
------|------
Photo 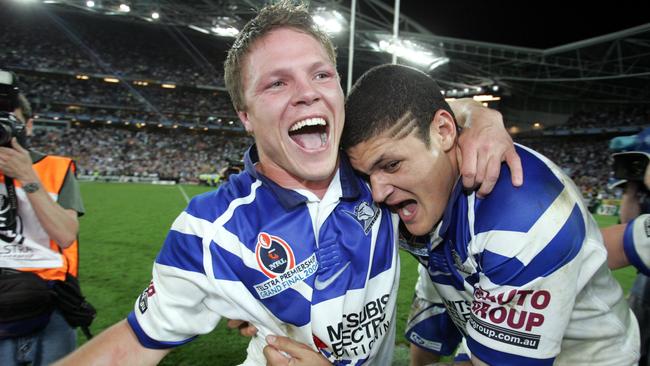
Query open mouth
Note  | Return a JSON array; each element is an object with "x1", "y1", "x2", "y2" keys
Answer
[
  {"x1": 289, "y1": 117, "x2": 329, "y2": 150},
  {"x1": 391, "y1": 199, "x2": 417, "y2": 220}
]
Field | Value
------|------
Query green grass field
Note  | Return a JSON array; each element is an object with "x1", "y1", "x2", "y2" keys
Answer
[{"x1": 76, "y1": 182, "x2": 637, "y2": 365}]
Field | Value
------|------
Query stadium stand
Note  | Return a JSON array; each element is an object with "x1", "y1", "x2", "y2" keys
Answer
[
  {"x1": 30, "y1": 126, "x2": 251, "y2": 183},
  {"x1": 2, "y1": 1, "x2": 648, "y2": 199}
]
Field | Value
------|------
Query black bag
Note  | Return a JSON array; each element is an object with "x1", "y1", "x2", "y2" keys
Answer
[
  {"x1": 0, "y1": 268, "x2": 55, "y2": 339},
  {"x1": 52, "y1": 274, "x2": 96, "y2": 339}
]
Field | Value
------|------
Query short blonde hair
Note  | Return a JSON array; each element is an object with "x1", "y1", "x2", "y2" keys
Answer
[{"x1": 223, "y1": 0, "x2": 337, "y2": 112}]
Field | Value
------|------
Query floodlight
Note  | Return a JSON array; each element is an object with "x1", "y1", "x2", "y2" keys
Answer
[
  {"x1": 211, "y1": 25, "x2": 239, "y2": 37},
  {"x1": 86, "y1": 0, "x2": 95, "y2": 7},
  {"x1": 151, "y1": 12, "x2": 159, "y2": 20},
  {"x1": 188, "y1": 25, "x2": 210, "y2": 34},
  {"x1": 119, "y1": 3, "x2": 130, "y2": 12},
  {"x1": 312, "y1": 8, "x2": 345, "y2": 35},
  {"x1": 378, "y1": 39, "x2": 433, "y2": 65},
  {"x1": 211, "y1": 17, "x2": 240, "y2": 37}
]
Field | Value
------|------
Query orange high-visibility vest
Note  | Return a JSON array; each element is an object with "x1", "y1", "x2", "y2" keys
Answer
[{"x1": 9, "y1": 155, "x2": 79, "y2": 281}]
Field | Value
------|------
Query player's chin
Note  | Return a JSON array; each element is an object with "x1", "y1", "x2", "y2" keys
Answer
[
  {"x1": 402, "y1": 214, "x2": 437, "y2": 236},
  {"x1": 403, "y1": 222, "x2": 430, "y2": 236},
  {"x1": 294, "y1": 157, "x2": 338, "y2": 181}
]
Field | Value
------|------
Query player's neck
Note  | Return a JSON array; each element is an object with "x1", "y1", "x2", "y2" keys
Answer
[{"x1": 256, "y1": 163, "x2": 335, "y2": 200}]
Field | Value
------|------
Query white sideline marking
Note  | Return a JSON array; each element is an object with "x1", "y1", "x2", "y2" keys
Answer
[{"x1": 177, "y1": 185, "x2": 190, "y2": 204}]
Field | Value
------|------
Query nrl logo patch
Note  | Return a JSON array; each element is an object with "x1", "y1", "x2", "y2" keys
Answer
[
  {"x1": 255, "y1": 232, "x2": 296, "y2": 278},
  {"x1": 345, "y1": 201, "x2": 380, "y2": 235}
]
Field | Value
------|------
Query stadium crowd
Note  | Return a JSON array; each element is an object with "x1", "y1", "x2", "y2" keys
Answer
[
  {"x1": 19, "y1": 73, "x2": 233, "y2": 115},
  {"x1": 550, "y1": 107, "x2": 650, "y2": 129},
  {"x1": 17, "y1": 73, "x2": 236, "y2": 127},
  {"x1": 0, "y1": 4, "x2": 226, "y2": 87},
  {"x1": 30, "y1": 126, "x2": 251, "y2": 182},
  {"x1": 519, "y1": 137, "x2": 613, "y2": 202},
  {"x1": 24, "y1": 123, "x2": 618, "y2": 201}
]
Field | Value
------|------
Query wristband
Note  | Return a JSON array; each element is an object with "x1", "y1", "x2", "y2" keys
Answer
[{"x1": 623, "y1": 214, "x2": 650, "y2": 276}]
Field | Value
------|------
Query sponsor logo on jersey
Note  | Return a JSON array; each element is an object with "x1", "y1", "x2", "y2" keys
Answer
[
  {"x1": 314, "y1": 261, "x2": 350, "y2": 290},
  {"x1": 468, "y1": 315, "x2": 541, "y2": 349},
  {"x1": 468, "y1": 286, "x2": 549, "y2": 349},
  {"x1": 442, "y1": 298, "x2": 472, "y2": 335},
  {"x1": 255, "y1": 232, "x2": 296, "y2": 278},
  {"x1": 345, "y1": 201, "x2": 379, "y2": 235},
  {"x1": 644, "y1": 215, "x2": 650, "y2": 237},
  {"x1": 325, "y1": 294, "x2": 391, "y2": 359},
  {"x1": 254, "y1": 253, "x2": 318, "y2": 299},
  {"x1": 146, "y1": 281, "x2": 156, "y2": 297},
  {"x1": 138, "y1": 281, "x2": 156, "y2": 314},
  {"x1": 408, "y1": 332, "x2": 444, "y2": 352}
]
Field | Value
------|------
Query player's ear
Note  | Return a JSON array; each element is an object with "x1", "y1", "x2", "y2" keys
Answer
[
  {"x1": 430, "y1": 109, "x2": 456, "y2": 152},
  {"x1": 237, "y1": 111, "x2": 254, "y2": 135}
]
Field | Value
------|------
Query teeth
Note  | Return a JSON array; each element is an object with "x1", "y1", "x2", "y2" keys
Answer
[
  {"x1": 320, "y1": 132, "x2": 327, "y2": 144},
  {"x1": 401, "y1": 206, "x2": 413, "y2": 216},
  {"x1": 289, "y1": 117, "x2": 326, "y2": 132}
]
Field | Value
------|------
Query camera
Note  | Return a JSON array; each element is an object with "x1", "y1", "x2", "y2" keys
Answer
[
  {"x1": 0, "y1": 70, "x2": 27, "y2": 147},
  {"x1": 612, "y1": 152, "x2": 650, "y2": 182}
]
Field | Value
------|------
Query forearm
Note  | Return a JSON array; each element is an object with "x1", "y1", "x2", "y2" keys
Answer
[
  {"x1": 54, "y1": 319, "x2": 169, "y2": 366},
  {"x1": 619, "y1": 184, "x2": 641, "y2": 223},
  {"x1": 601, "y1": 224, "x2": 629, "y2": 270},
  {"x1": 20, "y1": 171, "x2": 79, "y2": 248}
]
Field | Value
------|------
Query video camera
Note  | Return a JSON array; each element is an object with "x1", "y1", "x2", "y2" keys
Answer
[
  {"x1": 612, "y1": 152, "x2": 649, "y2": 182},
  {"x1": 0, "y1": 70, "x2": 27, "y2": 147},
  {"x1": 610, "y1": 129, "x2": 650, "y2": 182}
]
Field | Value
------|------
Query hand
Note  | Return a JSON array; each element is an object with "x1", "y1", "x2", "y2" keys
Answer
[
  {"x1": 0, "y1": 138, "x2": 38, "y2": 182},
  {"x1": 457, "y1": 107, "x2": 523, "y2": 197},
  {"x1": 263, "y1": 335, "x2": 330, "y2": 366},
  {"x1": 226, "y1": 319, "x2": 258, "y2": 337}
]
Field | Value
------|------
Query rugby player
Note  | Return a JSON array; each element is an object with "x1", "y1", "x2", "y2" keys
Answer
[{"x1": 341, "y1": 64, "x2": 639, "y2": 365}]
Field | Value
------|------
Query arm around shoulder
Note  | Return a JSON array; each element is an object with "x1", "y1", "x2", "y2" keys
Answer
[{"x1": 53, "y1": 319, "x2": 170, "y2": 366}]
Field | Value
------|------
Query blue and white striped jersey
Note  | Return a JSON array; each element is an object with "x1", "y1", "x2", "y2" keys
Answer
[
  {"x1": 402, "y1": 145, "x2": 639, "y2": 366},
  {"x1": 624, "y1": 214, "x2": 650, "y2": 276},
  {"x1": 127, "y1": 146, "x2": 400, "y2": 366}
]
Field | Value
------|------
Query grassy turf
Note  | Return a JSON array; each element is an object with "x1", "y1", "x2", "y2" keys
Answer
[{"x1": 76, "y1": 182, "x2": 636, "y2": 365}]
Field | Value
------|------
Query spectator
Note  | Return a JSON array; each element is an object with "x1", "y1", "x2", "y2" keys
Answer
[{"x1": 0, "y1": 71, "x2": 86, "y2": 365}]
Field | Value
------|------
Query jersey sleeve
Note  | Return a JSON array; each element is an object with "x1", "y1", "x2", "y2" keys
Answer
[
  {"x1": 623, "y1": 213, "x2": 650, "y2": 276},
  {"x1": 58, "y1": 166, "x2": 85, "y2": 216},
  {"x1": 466, "y1": 158, "x2": 590, "y2": 365},
  {"x1": 127, "y1": 210, "x2": 222, "y2": 349},
  {"x1": 405, "y1": 264, "x2": 462, "y2": 356}
]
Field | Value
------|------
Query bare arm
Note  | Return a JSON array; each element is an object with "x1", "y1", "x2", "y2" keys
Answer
[
  {"x1": 619, "y1": 181, "x2": 641, "y2": 224},
  {"x1": 0, "y1": 138, "x2": 79, "y2": 247},
  {"x1": 53, "y1": 319, "x2": 170, "y2": 366},
  {"x1": 448, "y1": 98, "x2": 522, "y2": 196},
  {"x1": 601, "y1": 224, "x2": 630, "y2": 270}
]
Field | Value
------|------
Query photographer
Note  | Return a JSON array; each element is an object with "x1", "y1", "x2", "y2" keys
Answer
[
  {"x1": 609, "y1": 128, "x2": 650, "y2": 366},
  {"x1": 0, "y1": 70, "x2": 86, "y2": 365}
]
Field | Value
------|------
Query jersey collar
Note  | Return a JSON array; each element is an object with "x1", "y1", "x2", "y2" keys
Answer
[
  {"x1": 243, "y1": 145, "x2": 361, "y2": 210},
  {"x1": 430, "y1": 177, "x2": 464, "y2": 248}
]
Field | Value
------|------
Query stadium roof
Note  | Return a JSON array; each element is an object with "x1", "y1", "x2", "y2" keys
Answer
[{"x1": 22, "y1": 0, "x2": 650, "y2": 109}]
